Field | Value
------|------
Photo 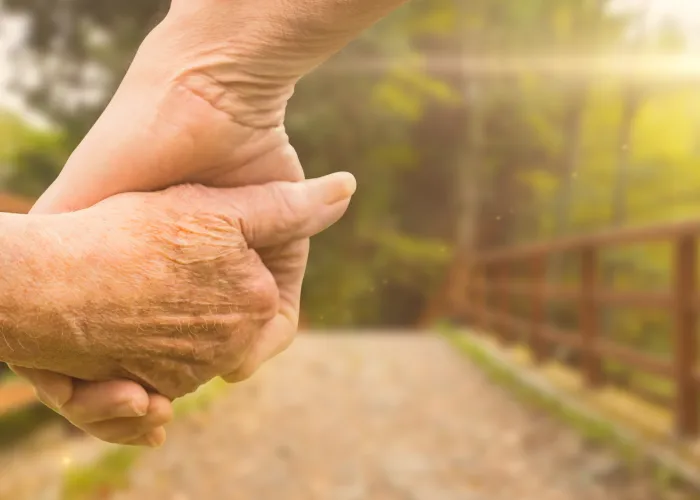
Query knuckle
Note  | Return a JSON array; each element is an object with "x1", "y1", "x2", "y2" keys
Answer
[
  {"x1": 246, "y1": 273, "x2": 279, "y2": 319},
  {"x1": 144, "y1": 396, "x2": 174, "y2": 426},
  {"x1": 161, "y1": 215, "x2": 246, "y2": 269}
]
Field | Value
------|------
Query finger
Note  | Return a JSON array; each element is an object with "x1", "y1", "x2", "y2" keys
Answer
[
  {"x1": 222, "y1": 313, "x2": 297, "y2": 383},
  {"x1": 124, "y1": 427, "x2": 167, "y2": 448},
  {"x1": 81, "y1": 394, "x2": 173, "y2": 445},
  {"x1": 60, "y1": 380, "x2": 150, "y2": 425},
  {"x1": 221, "y1": 239, "x2": 308, "y2": 384},
  {"x1": 229, "y1": 172, "x2": 356, "y2": 248},
  {"x1": 258, "y1": 239, "x2": 309, "y2": 317},
  {"x1": 9, "y1": 366, "x2": 73, "y2": 410}
]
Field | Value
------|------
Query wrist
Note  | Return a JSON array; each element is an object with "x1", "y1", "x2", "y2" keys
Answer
[
  {"x1": 148, "y1": 11, "x2": 300, "y2": 129},
  {"x1": 0, "y1": 214, "x2": 73, "y2": 367},
  {"x1": 140, "y1": 0, "x2": 407, "y2": 128}
]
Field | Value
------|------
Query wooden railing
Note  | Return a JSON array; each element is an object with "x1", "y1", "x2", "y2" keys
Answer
[{"x1": 467, "y1": 219, "x2": 700, "y2": 437}]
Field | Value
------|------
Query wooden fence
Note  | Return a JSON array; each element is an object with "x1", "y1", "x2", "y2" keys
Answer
[{"x1": 467, "y1": 220, "x2": 700, "y2": 438}]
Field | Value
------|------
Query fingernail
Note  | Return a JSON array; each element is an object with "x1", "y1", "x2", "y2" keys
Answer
[
  {"x1": 116, "y1": 399, "x2": 148, "y2": 418},
  {"x1": 322, "y1": 172, "x2": 357, "y2": 205}
]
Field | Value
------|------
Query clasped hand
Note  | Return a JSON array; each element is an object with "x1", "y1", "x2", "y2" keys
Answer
[
  {"x1": 10, "y1": 0, "x2": 402, "y2": 447},
  {"x1": 12, "y1": 175, "x2": 353, "y2": 446}
]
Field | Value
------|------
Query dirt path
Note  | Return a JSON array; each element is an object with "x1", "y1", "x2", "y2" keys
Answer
[{"x1": 111, "y1": 333, "x2": 664, "y2": 500}]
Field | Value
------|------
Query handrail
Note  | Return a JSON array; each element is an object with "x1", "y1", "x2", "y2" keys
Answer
[
  {"x1": 475, "y1": 219, "x2": 700, "y2": 264},
  {"x1": 466, "y1": 219, "x2": 700, "y2": 437}
]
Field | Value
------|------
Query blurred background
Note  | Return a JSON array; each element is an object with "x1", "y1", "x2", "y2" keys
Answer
[
  {"x1": 0, "y1": 0, "x2": 699, "y2": 328},
  {"x1": 1, "y1": 1, "x2": 700, "y2": 499}
]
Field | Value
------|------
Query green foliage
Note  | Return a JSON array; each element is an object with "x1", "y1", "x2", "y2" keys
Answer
[
  {"x1": 62, "y1": 447, "x2": 140, "y2": 500},
  {"x1": 0, "y1": 113, "x2": 68, "y2": 197},
  {"x1": 2, "y1": 0, "x2": 168, "y2": 150},
  {"x1": 172, "y1": 378, "x2": 227, "y2": 417}
]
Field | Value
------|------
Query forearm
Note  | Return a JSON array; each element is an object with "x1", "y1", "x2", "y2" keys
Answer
[
  {"x1": 0, "y1": 214, "x2": 64, "y2": 366},
  {"x1": 155, "y1": 0, "x2": 408, "y2": 126},
  {"x1": 170, "y1": 0, "x2": 407, "y2": 64},
  {"x1": 246, "y1": 0, "x2": 408, "y2": 69}
]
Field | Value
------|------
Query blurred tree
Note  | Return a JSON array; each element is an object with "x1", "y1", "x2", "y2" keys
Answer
[
  {"x1": 2, "y1": 0, "x2": 169, "y2": 150},
  {"x1": 0, "y1": 113, "x2": 66, "y2": 197}
]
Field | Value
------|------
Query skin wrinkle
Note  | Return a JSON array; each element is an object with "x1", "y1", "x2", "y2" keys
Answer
[
  {"x1": 0, "y1": 330, "x2": 13, "y2": 356},
  {"x1": 165, "y1": 82, "x2": 297, "y2": 182},
  {"x1": 0, "y1": 182, "x2": 303, "y2": 399},
  {"x1": 143, "y1": 0, "x2": 407, "y2": 152},
  {"x1": 176, "y1": 74, "x2": 290, "y2": 130},
  {"x1": 13, "y1": 333, "x2": 27, "y2": 352}
]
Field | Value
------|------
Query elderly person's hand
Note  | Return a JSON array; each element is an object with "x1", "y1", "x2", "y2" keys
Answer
[
  {"x1": 9, "y1": 174, "x2": 354, "y2": 446},
  {"x1": 17, "y1": 0, "x2": 403, "y2": 446}
]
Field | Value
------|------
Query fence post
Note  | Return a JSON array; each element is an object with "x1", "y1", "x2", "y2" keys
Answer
[
  {"x1": 465, "y1": 256, "x2": 477, "y2": 324},
  {"x1": 501, "y1": 264, "x2": 513, "y2": 344},
  {"x1": 531, "y1": 254, "x2": 546, "y2": 363},
  {"x1": 580, "y1": 246, "x2": 603, "y2": 387},
  {"x1": 492, "y1": 265, "x2": 507, "y2": 343},
  {"x1": 473, "y1": 264, "x2": 487, "y2": 333},
  {"x1": 511, "y1": 262, "x2": 521, "y2": 343},
  {"x1": 481, "y1": 265, "x2": 493, "y2": 334},
  {"x1": 673, "y1": 234, "x2": 698, "y2": 437}
]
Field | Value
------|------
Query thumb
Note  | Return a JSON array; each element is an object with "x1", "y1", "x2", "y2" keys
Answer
[{"x1": 228, "y1": 172, "x2": 357, "y2": 248}]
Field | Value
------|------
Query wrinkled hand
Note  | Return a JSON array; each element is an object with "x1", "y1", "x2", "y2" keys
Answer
[
  {"x1": 14, "y1": 0, "x2": 368, "y2": 446},
  {"x1": 13, "y1": 174, "x2": 354, "y2": 446}
]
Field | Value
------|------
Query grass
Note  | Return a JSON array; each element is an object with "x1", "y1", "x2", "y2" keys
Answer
[
  {"x1": 441, "y1": 328, "x2": 700, "y2": 496},
  {"x1": 62, "y1": 447, "x2": 140, "y2": 500},
  {"x1": 61, "y1": 378, "x2": 228, "y2": 500},
  {"x1": 172, "y1": 378, "x2": 227, "y2": 418},
  {"x1": 444, "y1": 330, "x2": 636, "y2": 458}
]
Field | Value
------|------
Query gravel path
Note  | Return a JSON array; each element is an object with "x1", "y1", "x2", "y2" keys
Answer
[{"x1": 112, "y1": 333, "x2": 667, "y2": 500}]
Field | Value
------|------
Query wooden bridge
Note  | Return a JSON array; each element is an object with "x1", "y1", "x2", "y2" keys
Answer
[{"x1": 463, "y1": 219, "x2": 700, "y2": 438}]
